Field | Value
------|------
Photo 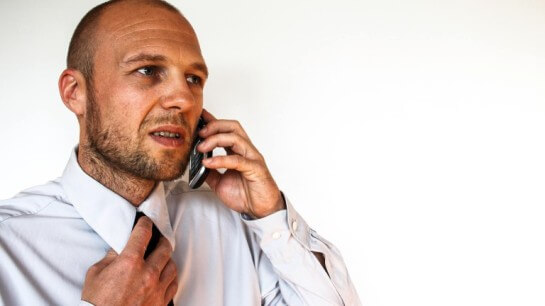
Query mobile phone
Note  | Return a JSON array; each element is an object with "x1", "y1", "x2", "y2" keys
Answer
[{"x1": 189, "y1": 116, "x2": 212, "y2": 189}]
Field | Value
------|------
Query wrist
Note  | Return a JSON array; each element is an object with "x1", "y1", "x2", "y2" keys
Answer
[{"x1": 248, "y1": 191, "x2": 286, "y2": 219}]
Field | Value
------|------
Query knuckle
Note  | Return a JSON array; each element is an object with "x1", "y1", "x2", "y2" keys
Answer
[
  {"x1": 139, "y1": 222, "x2": 153, "y2": 237},
  {"x1": 236, "y1": 121, "x2": 248, "y2": 134},
  {"x1": 161, "y1": 238, "x2": 173, "y2": 253},
  {"x1": 208, "y1": 134, "x2": 219, "y2": 144},
  {"x1": 86, "y1": 264, "x2": 100, "y2": 276},
  {"x1": 241, "y1": 146, "x2": 249, "y2": 159},
  {"x1": 233, "y1": 155, "x2": 243, "y2": 164},
  {"x1": 167, "y1": 278, "x2": 179, "y2": 295},
  {"x1": 214, "y1": 133, "x2": 224, "y2": 141},
  {"x1": 171, "y1": 280, "x2": 179, "y2": 293},
  {"x1": 234, "y1": 133, "x2": 244, "y2": 142},
  {"x1": 123, "y1": 251, "x2": 142, "y2": 264},
  {"x1": 256, "y1": 152, "x2": 265, "y2": 162},
  {"x1": 120, "y1": 256, "x2": 143, "y2": 274},
  {"x1": 141, "y1": 269, "x2": 156, "y2": 289},
  {"x1": 165, "y1": 260, "x2": 178, "y2": 277},
  {"x1": 148, "y1": 264, "x2": 161, "y2": 280},
  {"x1": 170, "y1": 260, "x2": 178, "y2": 275}
]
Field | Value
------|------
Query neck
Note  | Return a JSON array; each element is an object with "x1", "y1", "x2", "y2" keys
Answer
[{"x1": 77, "y1": 144, "x2": 155, "y2": 207}]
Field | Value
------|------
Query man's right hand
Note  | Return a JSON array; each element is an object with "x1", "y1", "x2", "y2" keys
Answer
[{"x1": 81, "y1": 216, "x2": 178, "y2": 306}]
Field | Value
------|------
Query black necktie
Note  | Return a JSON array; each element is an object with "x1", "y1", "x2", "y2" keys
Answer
[{"x1": 133, "y1": 212, "x2": 174, "y2": 306}]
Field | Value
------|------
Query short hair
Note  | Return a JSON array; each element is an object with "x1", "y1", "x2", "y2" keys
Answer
[{"x1": 66, "y1": 0, "x2": 182, "y2": 84}]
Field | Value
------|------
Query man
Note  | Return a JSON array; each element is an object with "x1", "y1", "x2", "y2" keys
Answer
[{"x1": 0, "y1": 0, "x2": 361, "y2": 305}]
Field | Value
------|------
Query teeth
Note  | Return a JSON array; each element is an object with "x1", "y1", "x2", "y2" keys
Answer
[{"x1": 152, "y1": 131, "x2": 181, "y2": 138}]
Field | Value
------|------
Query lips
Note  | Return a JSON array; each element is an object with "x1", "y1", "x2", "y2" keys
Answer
[{"x1": 148, "y1": 125, "x2": 186, "y2": 147}]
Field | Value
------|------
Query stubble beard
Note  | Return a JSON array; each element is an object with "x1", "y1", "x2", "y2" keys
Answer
[{"x1": 84, "y1": 87, "x2": 192, "y2": 181}]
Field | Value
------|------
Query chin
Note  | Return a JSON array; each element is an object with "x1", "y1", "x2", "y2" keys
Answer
[
  {"x1": 144, "y1": 168, "x2": 181, "y2": 181},
  {"x1": 152, "y1": 157, "x2": 188, "y2": 181}
]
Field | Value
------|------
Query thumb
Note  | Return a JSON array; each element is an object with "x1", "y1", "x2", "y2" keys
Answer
[{"x1": 204, "y1": 169, "x2": 221, "y2": 191}]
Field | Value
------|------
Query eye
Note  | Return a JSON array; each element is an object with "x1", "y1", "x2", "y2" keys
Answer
[
  {"x1": 186, "y1": 75, "x2": 201, "y2": 85},
  {"x1": 136, "y1": 66, "x2": 157, "y2": 76}
]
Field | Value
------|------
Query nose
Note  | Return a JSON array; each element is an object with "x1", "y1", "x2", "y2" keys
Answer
[{"x1": 159, "y1": 72, "x2": 196, "y2": 111}]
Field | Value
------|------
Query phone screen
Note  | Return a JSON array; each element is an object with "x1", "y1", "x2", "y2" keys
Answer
[{"x1": 189, "y1": 116, "x2": 212, "y2": 189}]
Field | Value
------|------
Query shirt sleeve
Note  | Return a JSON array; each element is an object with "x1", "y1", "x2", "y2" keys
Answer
[{"x1": 240, "y1": 193, "x2": 362, "y2": 306}]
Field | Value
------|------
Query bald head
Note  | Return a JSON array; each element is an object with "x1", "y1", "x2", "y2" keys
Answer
[{"x1": 67, "y1": 0, "x2": 184, "y2": 84}]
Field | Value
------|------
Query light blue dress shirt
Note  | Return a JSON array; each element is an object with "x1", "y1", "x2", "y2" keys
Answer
[{"x1": 0, "y1": 149, "x2": 361, "y2": 305}]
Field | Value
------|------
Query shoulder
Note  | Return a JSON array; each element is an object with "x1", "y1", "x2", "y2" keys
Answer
[{"x1": 0, "y1": 178, "x2": 70, "y2": 225}]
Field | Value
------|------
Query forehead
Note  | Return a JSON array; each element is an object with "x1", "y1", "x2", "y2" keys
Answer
[{"x1": 96, "y1": 3, "x2": 203, "y2": 65}]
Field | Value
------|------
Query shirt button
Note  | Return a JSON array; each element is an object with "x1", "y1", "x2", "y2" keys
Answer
[
  {"x1": 292, "y1": 220, "x2": 298, "y2": 231},
  {"x1": 272, "y1": 232, "x2": 281, "y2": 239}
]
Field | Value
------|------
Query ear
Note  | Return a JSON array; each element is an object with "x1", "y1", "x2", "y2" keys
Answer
[{"x1": 58, "y1": 68, "x2": 88, "y2": 117}]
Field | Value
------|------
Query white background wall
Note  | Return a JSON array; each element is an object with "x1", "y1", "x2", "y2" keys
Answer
[{"x1": 1, "y1": 0, "x2": 544, "y2": 305}]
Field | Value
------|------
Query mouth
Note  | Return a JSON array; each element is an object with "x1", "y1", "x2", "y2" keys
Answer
[
  {"x1": 151, "y1": 131, "x2": 181, "y2": 138},
  {"x1": 148, "y1": 125, "x2": 186, "y2": 148}
]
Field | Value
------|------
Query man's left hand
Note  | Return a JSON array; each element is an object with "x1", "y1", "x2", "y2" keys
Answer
[{"x1": 197, "y1": 109, "x2": 285, "y2": 219}]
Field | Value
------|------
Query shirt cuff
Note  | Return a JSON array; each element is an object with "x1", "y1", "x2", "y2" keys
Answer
[
  {"x1": 79, "y1": 300, "x2": 94, "y2": 306},
  {"x1": 240, "y1": 192, "x2": 312, "y2": 251}
]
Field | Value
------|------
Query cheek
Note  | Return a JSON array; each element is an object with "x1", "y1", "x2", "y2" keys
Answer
[{"x1": 105, "y1": 84, "x2": 156, "y2": 131}]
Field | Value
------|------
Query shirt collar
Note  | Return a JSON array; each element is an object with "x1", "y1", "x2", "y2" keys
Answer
[{"x1": 59, "y1": 147, "x2": 176, "y2": 254}]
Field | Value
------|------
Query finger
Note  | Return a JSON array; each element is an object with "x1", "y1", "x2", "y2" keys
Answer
[
  {"x1": 159, "y1": 259, "x2": 178, "y2": 287},
  {"x1": 122, "y1": 216, "x2": 153, "y2": 258},
  {"x1": 201, "y1": 108, "x2": 217, "y2": 123},
  {"x1": 198, "y1": 132, "x2": 261, "y2": 160},
  {"x1": 146, "y1": 236, "x2": 173, "y2": 274},
  {"x1": 199, "y1": 118, "x2": 249, "y2": 139},
  {"x1": 164, "y1": 278, "x2": 178, "y2": 305},
  {"x1": 202, "y1": 155, "x2": 263, "y2": 177}
]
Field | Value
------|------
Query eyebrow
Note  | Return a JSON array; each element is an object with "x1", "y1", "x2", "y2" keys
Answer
[
  {"x1": 189, "y1": 62, "x2": 209, "y2": 78},
  {"x1": 121, "y1": 53, "x2": 209, "y2": 78},
  {"x1": 122, "y1": 53, "x2": 168, "y2": 65}
]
